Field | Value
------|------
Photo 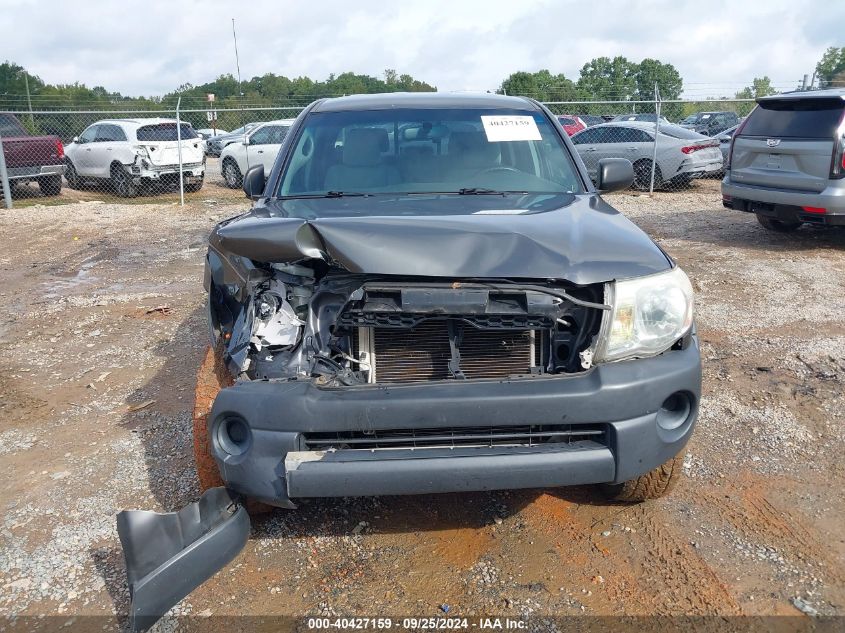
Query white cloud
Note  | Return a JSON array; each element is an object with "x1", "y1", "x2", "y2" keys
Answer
[{"x1": 1, "y1": 0, "x2": 840, "y2": 98}]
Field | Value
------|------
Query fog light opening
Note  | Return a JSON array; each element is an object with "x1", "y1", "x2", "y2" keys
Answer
[
  {"x1": 656, "y1": 392, "x2": 692, "y2": 431},
  {"x1": 216, "y1": 416, "x2": 252, "y2": 456}
]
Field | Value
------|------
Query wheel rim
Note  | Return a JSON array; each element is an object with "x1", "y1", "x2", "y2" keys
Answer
[
  {"x1": 634, "y1": 161, "x2": 651, "y2": 187},
  {"x1": 224, "y1": 163, "x2": 238, "y2": 186},
  {"x1": 113, "y1": 170, "x2": 128, "y2": 196}
]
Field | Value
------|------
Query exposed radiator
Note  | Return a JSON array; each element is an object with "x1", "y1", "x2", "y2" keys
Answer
[{"x1": 356, "y1": 320, "x2": 541, "y2": 383}]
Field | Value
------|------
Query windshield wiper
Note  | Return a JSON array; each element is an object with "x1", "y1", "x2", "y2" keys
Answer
[
  {"x1": 401, "y1": 189, "x2": 527, "y2": 196},
  {"x1": 279, "y1": 191, "x2": 372, "y2": 200},
  {"x1": 325, "y1": 191, "x2": 370, "y2": 198},
  {"x1": 458, "y1": 188, "x2": 513, "y2": 196}
]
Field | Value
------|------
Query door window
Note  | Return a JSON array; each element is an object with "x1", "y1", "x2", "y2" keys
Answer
[
  {"x1": 619, "y1": 128, "x2": 653, "y2": 143},
  {"x1": 571, "y1": 128, "x2": 602, "y2": 144},
  {"x1": 96, "y1": 124, "x2": 127, "y2": 142},
  {"x1": 79, "y1": 125, "x2": 98, "y2": 144},
  {"x1": 250, "y1": 125, "x2": 290, "y2": 145}
]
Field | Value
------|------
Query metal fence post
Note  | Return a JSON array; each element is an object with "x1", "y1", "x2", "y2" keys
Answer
[
  {"x1": 0, "y1": 131, "x2": 12, "y2": 209},
  {"x1": 649, "y1": 84, "x2": 661, "y2": 195},
  {"x1": 176, "y1": 97, "x2": 185, "y2": 207}
]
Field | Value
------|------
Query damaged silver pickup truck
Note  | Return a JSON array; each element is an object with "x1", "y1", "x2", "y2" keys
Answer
[{"x1": 117, "y1": 92, "x2": 699, "y2": 628}]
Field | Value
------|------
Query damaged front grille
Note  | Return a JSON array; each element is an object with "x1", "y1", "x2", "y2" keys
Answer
[
  {"x1": 355, "y1": 320, "x2": 543, "y2": 383},
  {"x1": 302, "y1": 424, "x2": 606, "y2": 451},
  {"x1": 332, "y1": 281, "x2": 604, "y2": 385}
]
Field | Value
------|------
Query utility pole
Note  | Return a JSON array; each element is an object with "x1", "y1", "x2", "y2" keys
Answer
[
  {"x1": 23, "y1": 73, "x2": 34, "y2": 127},
  {"x1": 232, "y1": 18, "x2": 242, "y2": 94},
  {"x1": 232, "y1": 18, "x2": 246, "y2": 134}
]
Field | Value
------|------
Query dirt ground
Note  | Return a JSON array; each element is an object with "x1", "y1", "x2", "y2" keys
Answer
[{"x1": 1, "y1": 180, "x2": 843, "y2": 628}]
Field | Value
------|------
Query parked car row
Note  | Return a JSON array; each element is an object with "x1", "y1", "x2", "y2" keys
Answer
[
  {"x1": 556, "y1": 111, "x2": 743, "y2": 139},
  {"x1": 0, "y1": 112, "x2": 302, "y2": 199}
]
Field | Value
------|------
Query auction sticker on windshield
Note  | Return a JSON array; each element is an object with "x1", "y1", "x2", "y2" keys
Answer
[{"x1": 481, "y1": 115, "x2": 542, "y2": 142}]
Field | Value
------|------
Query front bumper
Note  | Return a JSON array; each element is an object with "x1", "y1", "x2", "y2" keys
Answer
[
  {"x1": 7, "y1": 163, "x2": 65, "y2": 180},
  {"x1": 722, "y1": 176, "x2": 845, "y2": 224},
  {"x1": 207, "y1": 338, "x2": 701, "y2": 508}
]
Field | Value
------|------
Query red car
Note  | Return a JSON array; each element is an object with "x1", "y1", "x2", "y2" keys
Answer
[{"x1": 557, "y1": 115, "x2": 587, "y2": 136}]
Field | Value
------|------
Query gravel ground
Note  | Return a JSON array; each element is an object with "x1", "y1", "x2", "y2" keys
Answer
[{"x1": 1, "y1": 181, "x2": 843, "y2": 628}]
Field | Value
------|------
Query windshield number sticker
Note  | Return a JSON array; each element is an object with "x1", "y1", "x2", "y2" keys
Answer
[{"x1": 481, "y1": 116, "x2": 541, "y2": 142}]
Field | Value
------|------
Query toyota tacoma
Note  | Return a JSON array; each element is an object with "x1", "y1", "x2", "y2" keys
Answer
[{"x1": 117, "y1": 92, "x2": 700, "y2": 629}]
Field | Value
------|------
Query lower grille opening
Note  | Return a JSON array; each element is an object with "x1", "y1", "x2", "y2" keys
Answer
[{"x1": 302, "y1": 424, "x2": 606, "y2": 451}]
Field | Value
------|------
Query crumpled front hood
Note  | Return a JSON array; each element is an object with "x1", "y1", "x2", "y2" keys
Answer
[{"x1": 210, "y1": 194, "x2": 671, "y2": 285}]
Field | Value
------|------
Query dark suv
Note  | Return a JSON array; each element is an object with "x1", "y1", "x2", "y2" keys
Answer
[
  {"x1": 679, "y1": 111, "x2": 740, "y2": 136},
  {"x1": 721, "y1": 89, "x2": 845, "y2": 231},
  {"x1": 117, "y1": 93, "x2": 701, "y2": 627}
]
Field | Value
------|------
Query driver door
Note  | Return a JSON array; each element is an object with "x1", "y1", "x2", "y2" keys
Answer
[{"x1": 73, "y1": 125, "x2": 99, "y2": 175}]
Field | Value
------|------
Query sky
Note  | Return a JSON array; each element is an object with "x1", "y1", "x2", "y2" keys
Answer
[{"x1": 1, "y1": 0, "x2": 842, "y2": 99}]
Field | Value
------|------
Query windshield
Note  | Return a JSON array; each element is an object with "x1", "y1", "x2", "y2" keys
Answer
[
  {"x1": 0, "y1": 114, "x2": 26, "y2": 137},
  {"x1": 277, "y1": 107, "x2": 583, "y2": 198},
  {"x1": 136, "y1": 123, "x2": 198, "y2": 142}
]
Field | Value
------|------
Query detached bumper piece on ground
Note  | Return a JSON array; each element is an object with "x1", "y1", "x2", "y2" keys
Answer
[{"x1": 116, "y1": 487, "x2": 250, "y2": 631}]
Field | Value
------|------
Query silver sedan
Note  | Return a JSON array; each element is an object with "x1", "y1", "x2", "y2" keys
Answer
[{"x1": 570, "y1": 121, "x2": 723, "y2": 190}]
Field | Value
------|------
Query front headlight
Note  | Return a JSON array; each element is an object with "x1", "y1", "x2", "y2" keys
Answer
[{"x1": 594, "y1": 267, "x2": 694, "y2": 363}]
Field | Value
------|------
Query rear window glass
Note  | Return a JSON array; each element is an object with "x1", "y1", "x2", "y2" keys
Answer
[
  {"x1": 659, "y1": 124, "x2": 706, "y2": 140},
  {"x1": 136, "y1": 123, "x2": 198, "y2": 141},
  {"x1": 0, "y1": 114, "x2": 26, "y2": 136},
  {"x1": 741, "y1": 99, "x2": 844, "y2": 138}
]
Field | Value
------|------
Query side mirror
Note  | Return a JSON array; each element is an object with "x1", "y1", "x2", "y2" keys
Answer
[
  {"x1": 72, "y1": 136, "x2": 79, "y2": 143},
  {"x1": 596, "y1": 158, "x2": 634, "y2": 193},
  {"x1": 243, "y1": 165, "x2": 265, "y2": 200}
]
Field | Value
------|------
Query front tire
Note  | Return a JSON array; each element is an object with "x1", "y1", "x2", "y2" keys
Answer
[
  {"x1": 756, "y1": 214, "x2": 801, "y2": 232},
  {"x1": 222, "y1": 158, "x2": 243, "y2": 189},
  {"x1": 38, "y1": 175, "x2": 62, "y2": 196},
  {"x1": 600, "y1": 453, "x2": 685, "y2": 502},
  {"x1": 110, "y1": 163, "x2": 137, "y2": 198}
]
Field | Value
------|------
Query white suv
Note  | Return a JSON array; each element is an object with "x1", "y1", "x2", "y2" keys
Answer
[
  {"x1": 220, "y1": 119, "x2": 295, "y2": 188},
  {"x1": 64, "y1": 119, "x2": 205, "y2": 197}
]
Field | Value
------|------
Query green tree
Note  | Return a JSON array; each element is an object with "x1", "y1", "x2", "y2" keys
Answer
[
  {"x1": 735, "y1": 76, "x2": 777, "y2": 99},
  {"x1": 576, "y1": 56, "x2": 637, "y2": 101},
  {"x1": 499, "y1": 70, "x2": 582, "y2": 103},
  {"x1": 0, "y1": 61, "x2": 45, "y2": 97},
  {"x1": 815, "y1": 46, "x2": 845, "y2": 87},
  {"x1": 633, "y1": 58, "x2": 683, "y2": 119}
]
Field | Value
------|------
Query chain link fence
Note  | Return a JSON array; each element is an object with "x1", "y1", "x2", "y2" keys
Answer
[
  {"x1": 0, "y1": 97, "x2": 760, "y2": 207},
  {"x1": 0, "y1": 106, "x2": 303, "y2": 208},
  {"x1": 544, "y1": 98, "x2": 756, "y2": 193}
]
